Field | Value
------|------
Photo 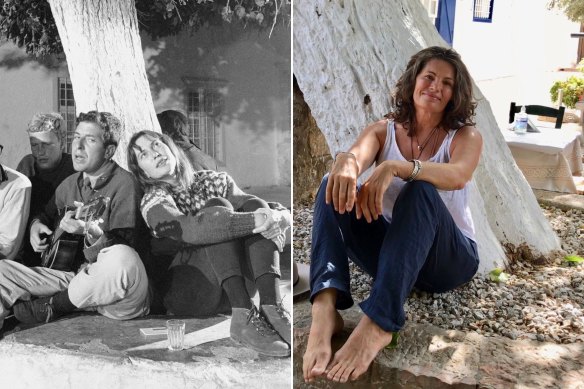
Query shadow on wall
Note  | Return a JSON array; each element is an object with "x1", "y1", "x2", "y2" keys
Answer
[{"x1": 141, "y1": 22, "x2": 291, "y2": 143}]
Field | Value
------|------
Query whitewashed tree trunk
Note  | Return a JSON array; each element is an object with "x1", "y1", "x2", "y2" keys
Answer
[
  {"x1": 48, "y1": 0, "x2": 160, "y2": 168},
  {"x1": 293, "y1": 0, "x2": 562, "y2": 274}
]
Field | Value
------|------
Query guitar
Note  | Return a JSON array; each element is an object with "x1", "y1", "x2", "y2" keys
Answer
[{"x1": 41, "y1": 196, "x2": 110, "y2": 271}]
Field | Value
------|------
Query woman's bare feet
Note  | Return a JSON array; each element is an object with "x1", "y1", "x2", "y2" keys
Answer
[
  {"x1": 302, "y1": 293, "x2": 344, "y2": 383},
  {"x1": 325, "y1": 314, "x2": 393, "y2": 383}
]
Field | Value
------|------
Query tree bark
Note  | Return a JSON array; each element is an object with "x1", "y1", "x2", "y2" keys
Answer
[
  {"x1": 48, "y1": 0, "x2": 160, "y2": 168},
  {"x1": 293, "y1": 0, "x2": 562, "y2": 274}
]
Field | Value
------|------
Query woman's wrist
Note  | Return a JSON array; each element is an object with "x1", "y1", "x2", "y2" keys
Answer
[{"x1": 334, "y1": 151, "x2": 360, "y2": 175}]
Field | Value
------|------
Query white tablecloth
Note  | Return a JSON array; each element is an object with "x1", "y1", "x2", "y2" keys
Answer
[{"x1": 503, "y1": 120, "x2": 583, "y2": 193}]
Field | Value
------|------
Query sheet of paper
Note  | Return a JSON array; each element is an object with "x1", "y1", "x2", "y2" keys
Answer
[{"x1": 127, "y1": 318, "x2": 231, "y2": 351}]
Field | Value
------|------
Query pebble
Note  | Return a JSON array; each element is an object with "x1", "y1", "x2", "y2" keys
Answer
[{"x1": 294, "y1": 204, "x2": 584, "y2": 344}]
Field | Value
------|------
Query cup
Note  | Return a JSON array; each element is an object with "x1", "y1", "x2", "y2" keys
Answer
[{"x1": 166, "y1": 319, "x2": 185, "y2": 351}]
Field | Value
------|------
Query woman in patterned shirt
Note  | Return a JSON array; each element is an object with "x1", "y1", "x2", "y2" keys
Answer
[{"x1": 127, "y1": 130, "x2": 291, "y2": 357}]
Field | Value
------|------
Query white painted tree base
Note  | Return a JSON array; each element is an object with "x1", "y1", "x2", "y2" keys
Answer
[{"x1": 293, "y1": 0, "x2": 561, "y2": 274}]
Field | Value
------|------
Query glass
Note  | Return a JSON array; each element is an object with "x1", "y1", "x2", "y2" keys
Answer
[{"x1": 166, "y1": 319, "x2": 185, "y2": 351}]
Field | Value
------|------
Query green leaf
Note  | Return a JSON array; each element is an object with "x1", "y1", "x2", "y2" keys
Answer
[
  {"x1": 564, "y1": 255, "x2": 584, "y2": 264},
  {"x1": 385, "y1": 332, "x2": 399, "y2": 349},
  {"x1": 489, "y1": 268, "x2": 509, "y2": 283}
]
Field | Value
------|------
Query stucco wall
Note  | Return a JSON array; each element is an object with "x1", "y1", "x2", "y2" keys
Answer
[
  {"x1": 452, "y1": 0, "x2": 579, "y2": 81},
  {"x1": 141, "y1": 24, "x2": 291, "y2": 187},
  {"x1": 0, "y1": 24, "x2": 291, "y2": 188},
  {"x1": 451, "y1": 0, "x2": 580, "y2": 127},
  {"x1": 0, "y1": 43, "x2": 68, "y2": 169}
]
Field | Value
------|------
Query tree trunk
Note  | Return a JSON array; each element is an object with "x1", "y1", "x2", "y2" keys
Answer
[
  {"x1": 48, "y1": 0, "x2": 160, "y2": 168},
  {"x1": 293, "y1": 0, "x2": 562, "y2": 274}
]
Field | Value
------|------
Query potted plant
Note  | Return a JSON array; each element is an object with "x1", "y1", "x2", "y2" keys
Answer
[{"x1": 550, "y1": 60, "x2": 584, "y2": 108}]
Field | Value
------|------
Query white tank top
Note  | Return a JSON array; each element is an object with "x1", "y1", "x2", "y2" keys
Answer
[{"x1": 377, "y1": 120, "x2": 476, "y2": 241}]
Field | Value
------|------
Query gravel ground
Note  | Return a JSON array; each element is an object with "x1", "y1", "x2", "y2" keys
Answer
[{"x1": 293, "y1": 204, "x2": 584, "y2": 344}]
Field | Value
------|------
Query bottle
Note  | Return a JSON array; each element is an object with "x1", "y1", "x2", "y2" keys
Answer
[{"x1": 514, "y1": 106, "x2": 528, "y2": 134}]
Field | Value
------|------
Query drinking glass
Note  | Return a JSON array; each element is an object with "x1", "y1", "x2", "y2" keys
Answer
[{"x1": 166, "y1": 319, "x2": 185, "y2": 351}]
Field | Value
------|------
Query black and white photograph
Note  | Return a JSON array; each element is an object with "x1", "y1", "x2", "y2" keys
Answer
[{"x1": 0, "y1": 1, "x2": 291, "y2": 387}]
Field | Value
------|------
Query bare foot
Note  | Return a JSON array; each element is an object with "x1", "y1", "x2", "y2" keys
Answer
[
  {"x1": 325, "y1": 314, "x2": 393, "y2": 383},
  {"x1": 302, "y1": 303, "x2": 344, "y2": 383}
]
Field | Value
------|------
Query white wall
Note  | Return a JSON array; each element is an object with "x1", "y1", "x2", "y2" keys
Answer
[
  {"x1": 453, "y1": 0, "x2": 579, "y2": 80},
  {"x1": 141, "y1": 24, "x2": 291, "y2": 188},
  {"x1": 0, "y1": 24, "x2": 291, "y2": 188},
  {"x1": 451, "y1": 0, "x2": 580, "y2": 127},
  {"x1": 0, "y1": 43, "x2": 68, "y2": 169}
]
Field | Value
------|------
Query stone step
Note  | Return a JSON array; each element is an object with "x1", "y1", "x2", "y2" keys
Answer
[
  {"x1": 0, "y1": 246, "x2": 292, "y2": 389},
  {"x1": 293, "y1": 300, "x2": 584, "y2": 388}
]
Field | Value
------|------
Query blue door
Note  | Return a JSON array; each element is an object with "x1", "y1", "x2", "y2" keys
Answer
[{"x1": 434, "y1": 0, "x2": 456, "y2": 46}]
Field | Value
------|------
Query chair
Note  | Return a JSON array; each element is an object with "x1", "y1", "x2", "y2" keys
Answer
[{"x1": 509, "y1": 102, "x2": 566, "y2": 129}]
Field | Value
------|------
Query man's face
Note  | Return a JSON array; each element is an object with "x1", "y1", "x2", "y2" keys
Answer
[
  {"x1": 71, "y1": 121, "x2": 114, "y2": 174},
  {"x1": 29, "y1": 131, "x2": 63, "y2": 171}
]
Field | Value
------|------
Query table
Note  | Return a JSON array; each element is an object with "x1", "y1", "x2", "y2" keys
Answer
[{"x1": 503, "y1": 119, "x2": 583, "y2": 193}]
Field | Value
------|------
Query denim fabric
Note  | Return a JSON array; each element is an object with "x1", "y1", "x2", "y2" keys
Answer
[{"x1": 309, "y1": 175, "x2": 479, "y2": 332}]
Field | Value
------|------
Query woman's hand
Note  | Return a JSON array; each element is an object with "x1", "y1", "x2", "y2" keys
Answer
[
  {"x1": 326, "y1": 153, "x2": 359, "y2": 214},
  {"x1": 252, "y1": 208, "x2": 276, "y2": 234},
  {"x1": 356, "y1": 161, "x2": 395, "y2": 223}
]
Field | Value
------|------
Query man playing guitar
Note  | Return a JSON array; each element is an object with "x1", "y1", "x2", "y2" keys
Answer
[{"x1": 0, "y1": 111, "x2": 150, "y2": 329}]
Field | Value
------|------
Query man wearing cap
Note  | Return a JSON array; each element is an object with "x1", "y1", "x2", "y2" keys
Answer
[{"x1": 16, "y1": 113, "x2": 75, "y2": 266}]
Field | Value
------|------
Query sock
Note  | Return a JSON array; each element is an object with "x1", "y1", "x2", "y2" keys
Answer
[
  {"x1": 256, "y1": 273, "x2": 281, "y2": 306},
  {"x1": 52, "y1": 289, "x2": 77, "y2": 314},
  {"x1": 222, "y1": 276, "x2": 253, "y2": 309}
]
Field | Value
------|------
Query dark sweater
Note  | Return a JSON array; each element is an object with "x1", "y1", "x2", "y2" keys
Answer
[
  {"x1": 16, "y1": 153, "x2": 76, "y2": 266},
  {"x1": 36, "y1": 160, "x2": 147, "y2": 269}
]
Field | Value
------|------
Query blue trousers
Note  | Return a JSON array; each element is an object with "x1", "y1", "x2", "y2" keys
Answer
[{"x1": 309, "y1": 176, "x2": 479, "y2": 332}]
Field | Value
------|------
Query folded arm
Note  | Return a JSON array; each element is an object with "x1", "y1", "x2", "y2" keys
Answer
[{"x1": 141, "y1": 189, "x2": 257, "y2": 246}]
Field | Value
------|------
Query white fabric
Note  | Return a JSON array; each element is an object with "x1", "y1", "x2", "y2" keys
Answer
[
  {"x1": 69, "y1": 245, "x2": 150, "y2": 320},
  {"x1": 0, "y1": 244, "x2": 149, "y2": 329},
  {"x1": 377, "y1": 121, "x2": 476, "y2": 241},
  {"x1": 0, "y1": 166, "x2": 31, "y2": 260},
  {"x1": 503, "y1": 120, "x2": 583, "y2": 193}
]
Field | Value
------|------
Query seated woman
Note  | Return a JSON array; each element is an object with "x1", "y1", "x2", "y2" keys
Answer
[
  {"x1": 303, "y1": 46, "x2": 483, "y2": 383},
  {"x1": 127, "y1": 130, "x2": 291, "y2": 357}
]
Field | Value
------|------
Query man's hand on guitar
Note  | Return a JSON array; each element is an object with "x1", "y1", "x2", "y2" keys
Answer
[
  {"x1": 59, "y1": 210, "x2": 87, "y2": 235},
  {"x1": 30, "y1": 220, "x2": 52, "y2": 253}
]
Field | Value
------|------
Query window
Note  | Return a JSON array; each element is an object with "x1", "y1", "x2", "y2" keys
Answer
[
  {"x1": 421, "y1": 0, "x2": 439, "y2": 18},
  {"x1": 57, "y1": 77, "x2": 77, "y2": 152},
  {"x1": 183, "y1": 77, "x2": 227, "y2": 163},
  {"x1": 473, "y1": 0, "x2": 494, "y2": 22}
]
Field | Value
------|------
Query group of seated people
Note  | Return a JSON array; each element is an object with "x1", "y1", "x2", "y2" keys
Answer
[{"x1": 0, "y1": 110, "x2": 291, "y2": 357}]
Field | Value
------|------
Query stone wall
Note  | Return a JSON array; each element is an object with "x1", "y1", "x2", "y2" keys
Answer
[{"x1": 293, "y1": 78, "x2": 332, "y2": 204}]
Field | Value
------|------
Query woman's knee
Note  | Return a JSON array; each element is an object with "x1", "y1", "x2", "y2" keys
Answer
[
  {"x1": 239, "y1": 198, "x2": 269, "y2": 212},
  {"x1": 204, "y1": 197, "x2": 234, "y2": 210},
  {"x1": 397, "y1": 180, "x2": 439, "y2": 203}
]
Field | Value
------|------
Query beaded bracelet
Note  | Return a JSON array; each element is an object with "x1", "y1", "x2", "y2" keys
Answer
[{"x1": 405, "y1": 159, "x2": 422, "y2": 182}]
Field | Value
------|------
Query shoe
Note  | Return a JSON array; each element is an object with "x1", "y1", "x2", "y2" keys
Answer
[
  {"x1": 230, "y1": 305, "x2": 290, "y2": 357},
  {"x1": 13, "y1": 296, "x2": 60, "y2": 324},
  {"x1": 260, "y1": 303, "x2": 291, "y2": 345}
]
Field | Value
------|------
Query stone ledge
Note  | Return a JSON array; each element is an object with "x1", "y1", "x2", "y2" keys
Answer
[
  {"x1": 533, "y1": 189, "x2": 584, "y2": 212},
  {"x1": 0, "y1": 313, "x2": 290, "y2": 389},
  {"x1": 293, "y1": 300, "x2": 584, "y2": 388}
]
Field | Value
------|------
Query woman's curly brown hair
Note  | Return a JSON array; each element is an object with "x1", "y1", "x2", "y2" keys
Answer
[{"x1": 389, "y1": 46, "x2": 477, "y2": 135}]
